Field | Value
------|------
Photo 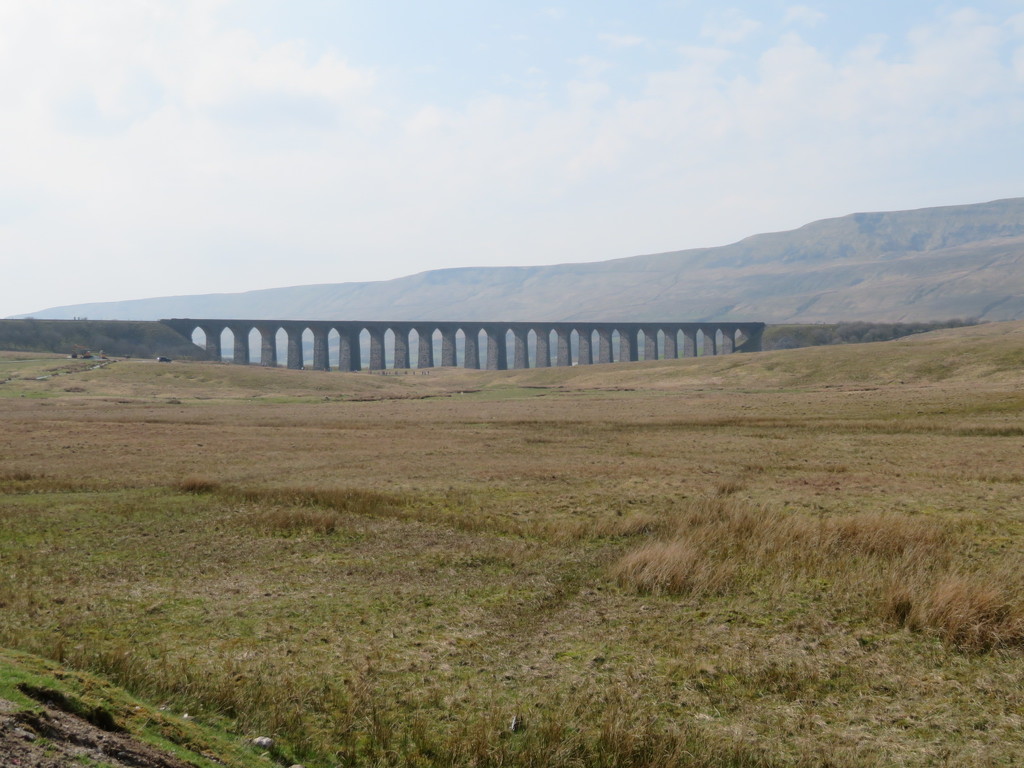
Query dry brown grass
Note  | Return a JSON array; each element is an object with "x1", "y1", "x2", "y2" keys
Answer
[
  {"x1": 614, "y1": 537, "x2": 739, "y2": 596},
  {"x1": 885, "y1": 572, "x2": 1024, "y2": 651},
  {"x1": 1, "y1": 323, "x2": 1024, "y2": 766},
  {"x1": 612, "y1": 498, "x2": 954, "y2": 599},
  {"x1": 614, "y1": 496, "x2": 1024, "y2": 653},
  {"x1": 222, "y1": 485, "x2": 413, "y2": 515}
]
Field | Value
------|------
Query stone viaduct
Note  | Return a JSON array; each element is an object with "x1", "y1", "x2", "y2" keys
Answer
[{"x1": 161, "y1": 319, "x2": 764, "y2": 371}]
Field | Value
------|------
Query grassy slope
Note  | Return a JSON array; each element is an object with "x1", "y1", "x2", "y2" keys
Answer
[
  {"x1": 0, "y1": 323, "x2": 1022, "y2": 766},
  {"x1": 0, "y1": 647, "x2": 272, "y2": 767}
]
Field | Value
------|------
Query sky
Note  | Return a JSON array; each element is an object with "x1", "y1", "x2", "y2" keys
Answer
[{"x1": 3, "y1": 1, "x2": 1024, "y2": 317}]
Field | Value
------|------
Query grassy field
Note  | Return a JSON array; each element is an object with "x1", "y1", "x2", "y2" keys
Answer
[{"x1": 1, "y1": 322, "x2": 1023, "y2": 766}]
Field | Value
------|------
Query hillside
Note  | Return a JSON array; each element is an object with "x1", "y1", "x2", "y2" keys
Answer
[{"x1": 17, "y1": 197, "x2": 1024, "y2": 323}]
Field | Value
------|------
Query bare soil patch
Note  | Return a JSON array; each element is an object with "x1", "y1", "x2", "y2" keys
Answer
[{"x1": 0, "y1": 700, "x2": 191, "y2": 768}]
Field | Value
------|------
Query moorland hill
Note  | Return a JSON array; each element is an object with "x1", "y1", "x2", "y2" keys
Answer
[{"x1": 19, "y1": 197, "x2": 1024, "y2": 324}]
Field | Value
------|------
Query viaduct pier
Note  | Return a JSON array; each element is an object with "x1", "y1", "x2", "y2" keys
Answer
[{"x1": 162, "y1": 319, "x2": 765, "y2": 371}]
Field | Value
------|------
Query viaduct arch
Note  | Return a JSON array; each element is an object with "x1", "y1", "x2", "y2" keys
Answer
[{"x1": 161, "y1": 319, "x2": 764, "y2": 371}]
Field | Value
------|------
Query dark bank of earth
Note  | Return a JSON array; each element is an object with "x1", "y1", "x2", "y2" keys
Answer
[
  {"x1": 0, "y1": 650, "x2": 265, "y2": 768},
  {"x1": 0, "y1": 695, "x2": 192, "y2": 768}
]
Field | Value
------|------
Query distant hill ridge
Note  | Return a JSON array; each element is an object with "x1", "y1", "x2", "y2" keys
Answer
[{"x1": 20, "y1": 197, "x2": 1024, "y2": 323}]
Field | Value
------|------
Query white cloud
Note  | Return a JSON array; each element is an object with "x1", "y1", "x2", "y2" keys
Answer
[
  {"x1": 1009, "y1": 12, "x2": 1024, "y2": 36},
  {"x1": 701, "y1": 8, "x2": 762, "y2": 46},
  {"x1": 2, "y1": 3, "x2": 1023, "y2": 316},
  {"x1": 599, "y1": 33, "x2": 646, "y2": 49},
  {"x1": 184, "y1": 37, "x2": 372, "y2": 115},
  {"x1": 784, "y1": 6, "x2": 826, "y2": 28},
  {"x1": 573, "y1": 55, "x2": 614, "y2": 79}
]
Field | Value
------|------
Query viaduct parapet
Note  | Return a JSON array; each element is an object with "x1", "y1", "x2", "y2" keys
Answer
[{"x1": 161, "y1": 319, "x2": 765, "y2": 371}]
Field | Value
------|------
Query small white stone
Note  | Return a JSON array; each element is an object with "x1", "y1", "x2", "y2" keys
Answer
[{"x1": 252, "y1": 736, "x2": 274, "y2": 749}]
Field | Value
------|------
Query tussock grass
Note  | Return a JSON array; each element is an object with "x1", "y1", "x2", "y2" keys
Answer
[
  {"x1": 533, "y1": 511, "x2": 672, "y2": 543},
  {"x1": 614, "y1": 537, "x2": 739, "y2": 596},
  {"x1": 1, "y1": 470, "x2": 37, "y2": 482},
  {"x1": 222, "y1": 485, "x2": 412, "y2": 518},
  {"x1": 714, "y1": 477, "x2": 745, "y2": 496},
  {"x1": 0, "y1": 471, "x2": 118, "y2": 494},
  {"x1": 615, "y1": 499, "x2": 938, "y2": 599},
  {"x1": 885, "y1": 572, "x2": 1024, "y2": 651},
  {"x1": 211, "y1": 483, "x2": 672, "y2": 543},
  {"x1": 27, "y1": 636, "x2": 788, "y2": 768},
  {"x1": 223, "y1": 486, "x2": 415, "y2": 536},
  {"x1": 826, "y1": 511, "x2": 949, "y2": 558},
  {"x1": 171, "y1": 483, "x2": 417, "y2": 534},
  {"x1": 641, "y1": 497, "x2": 947, "y2": 569},
  {"x1": 242, "y1": 506, "x2": 351, "y2": 535},
  {"x1": 614, "y1": 497, "x2": 1024, "y2": 651}
]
